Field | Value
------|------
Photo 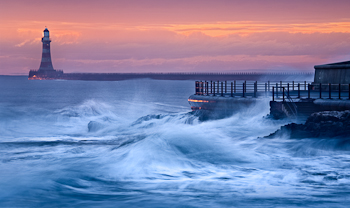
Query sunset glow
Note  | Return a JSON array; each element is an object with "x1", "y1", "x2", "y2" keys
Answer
[{"x1": 1, "y1": 0, "x2": 350, "y2": 75}]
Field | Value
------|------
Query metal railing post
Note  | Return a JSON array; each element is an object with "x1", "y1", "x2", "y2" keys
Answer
[
  {"x1": 244, "y1": 81, "x2": 247, "y2": 92},
  {"x1": 206, "y1": 82, "x2": 209, "y2": 96},
  {"x1": 231, "y1": 82, "x2": 233, "y2": 97},
  {"x1": 217, "y1": 81, "x2": 219, "y2": 94},
  {"x1": 195, "y1": 81, "x2": 198, "y2": 95},
  {"x1": 304, "y1": 81, "x2": 307, "y2": 90},
  {"x1": 243, "y1": 83, "x2": 245, "y2": 97},
  {"x1": 202, "y1": 81, "x2": 206, "y2": 95},
  {"x1": 276, "y1": 83, "x2": 278, "y2": 97},
  {"x1": 298, "y1": 83, "x2": 300, "y2": 98},
  {"x1": 265, "y1": 83, "x2": 267, "y2": 97},
  {"x1": 292, "y1": 81, "x2": 294, "y2": 90},
  {"x1": 225, "y1": 81, "x2": 227, "y2": 93},
  {"x1": 283, "y1": 87, "x2": 285, "y2": 102},
  {"x1": 308, "y1": 84, "x2": 310, "y2": 99},
  {"x1": 210, "y1": 80, "x2": 213, "y2": 94},
  {"x1": 198, "y1": 81, "x2": 200, "y2": 95},
  {"x1": 268, "y1": 81, "x2": 270, "y2": 92},
  {"x1": 197, "y1": 81, "x2": 200, "y2": 95},
  {"x1": 213, "y1": 82, "x2": 216, "y2": 96},
  {"x1": 272, "y1": 86, "x2": 275, "y2": 101},
  {"x1": 234, "y1": 80, "x2": 236, "y2": 93},
  {"x1": 201, "y1": 81, "x2": 204, "y2": 95},
  {"x1": 319, "y1": 83, "x2": 322, "y2": 98},
  {"x1": 203, "y1": 81, "x2": 205, "y2": 95},
  {"x1": 254, "y1": 81, "x2": 257, "y2": 98},
  {"x1": 287, "y1": 83, "x2": 290, "y2": 97},
  {"x1": 221, "y1": 82, "x2": 223, "y2": 96},
  {"x1": 207, "y1": 82, "x2": 210, "y2": 96}
]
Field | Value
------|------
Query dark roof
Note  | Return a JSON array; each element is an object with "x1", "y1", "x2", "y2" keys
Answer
[
  {"x1": 315, "y1": 60, "x2": 350, "y2": 69},
  {"x1": 328, "y1": 61, "x2": 350, "y2": 65}
]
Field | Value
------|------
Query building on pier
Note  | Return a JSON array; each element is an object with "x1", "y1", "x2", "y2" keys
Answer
[{"x1": 313, "y1": 61, "x2": 350, "y2": 85}]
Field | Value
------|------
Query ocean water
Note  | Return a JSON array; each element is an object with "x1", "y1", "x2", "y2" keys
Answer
[{"x1": 0, "y1": 76, "x2": 350, "y2": 208}]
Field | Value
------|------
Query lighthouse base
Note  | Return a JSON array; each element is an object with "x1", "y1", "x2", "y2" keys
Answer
[{"x1": 29, "y1": 70, "x2": 64, "y2": 80}]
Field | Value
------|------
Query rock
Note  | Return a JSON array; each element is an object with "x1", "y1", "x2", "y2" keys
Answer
[
  {"x1": 266, "y1": 110, "x2": 350, "y2": 138},
  {"x1": 131, "y1": 114, "x2": 166, "y2": 126},
  {"x1": 88, "y1": 121, "x2": 104, "y2": 132}
]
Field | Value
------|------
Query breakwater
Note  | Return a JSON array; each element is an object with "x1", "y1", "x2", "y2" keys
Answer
[{"x1": 28, "y1": 70, "x2": 313, "y2": 81}]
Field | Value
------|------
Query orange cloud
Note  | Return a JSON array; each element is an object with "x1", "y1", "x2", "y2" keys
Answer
[{"x1": 164, "y1": 21, "x2": 350, "y2": 37}]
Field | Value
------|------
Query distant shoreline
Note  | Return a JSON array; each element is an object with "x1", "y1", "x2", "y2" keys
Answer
[
  {"x1": 0, "y1": 75, "x2": 28, "y2": 77},
  {"x1": 27, "y1": 70, "x2": 314, "y2": 81}
]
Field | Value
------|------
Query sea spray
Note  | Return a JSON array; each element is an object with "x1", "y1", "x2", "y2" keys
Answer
[{"x1": 1, "y1": 77, "x2": 350, "y2": 207}]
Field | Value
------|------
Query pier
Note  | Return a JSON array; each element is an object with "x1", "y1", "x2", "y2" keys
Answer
[
  {"x1": 193, "y1": 80, "x2": 309, "y2": 98},
  {"x1": 189, "y1": 80, "x2": 350, "y2": 119},
  {"x1": 270, "y1": 83, "x2": 350, "y2": 119},
  {"x1": 189, "y1": 59, "x2": 350, "y2": 119}
]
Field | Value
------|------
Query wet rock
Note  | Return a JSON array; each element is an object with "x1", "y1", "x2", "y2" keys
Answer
[
  {"x1": 88, "y1": 121, "x2": 104, "y2": 132},
  {"x1": 267, "y1": 110, "x2": 350, "y2": 138},
  {"x1": 131, "y1": 114, "x2": 166, "y2": 126},
  {"x1": 323, "y1": 176, "x2": 338, "y2": 181}
]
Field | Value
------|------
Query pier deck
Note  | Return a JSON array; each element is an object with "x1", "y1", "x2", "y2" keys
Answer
[{"x1": 189, "y1": 80, "x2": 350, "y2": 119}]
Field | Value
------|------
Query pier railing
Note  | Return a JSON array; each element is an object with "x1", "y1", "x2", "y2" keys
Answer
[
  {"x1": 272, "y1": 83, "x2": 350, "y2": 101},
  {"x1": 195, "y1": 80, "x2": 350, "y2": 100},
  {"x1": 195, "y1": 80, "x2": 309, "y2": 97}
]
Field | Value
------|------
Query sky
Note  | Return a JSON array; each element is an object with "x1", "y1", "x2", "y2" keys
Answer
[{"x1": 1, "y1": 0, "x2": 350, "y2": 75}]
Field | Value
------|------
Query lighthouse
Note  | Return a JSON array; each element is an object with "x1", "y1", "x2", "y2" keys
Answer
[
  {"x1": 28, "y1": 28, "x2": 63, "y2": 79},
  {"x1": 38, "y1": 28, "x2": 54, "y2": 71}
]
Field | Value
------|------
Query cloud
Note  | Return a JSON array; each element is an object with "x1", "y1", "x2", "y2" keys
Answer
[
  {"x1": 164, "y1": 21, "x2": 350, "y2": 37},
  {"x1": 3, "y1": 26, "x2": 350, "y2": 74},
  {"x1": 15, "y1": 40, "x2": 31, "y2": 47}
]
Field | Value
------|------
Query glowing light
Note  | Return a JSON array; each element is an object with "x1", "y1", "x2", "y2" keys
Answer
[
  {"x1": 28, "y1": 75, "x2": 45, "y2": 80},
  {"x1": 188, "y1": 99, "x2": 211, "y2": 103}
]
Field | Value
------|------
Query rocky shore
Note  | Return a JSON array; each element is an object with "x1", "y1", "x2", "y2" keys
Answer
[{"x1": 267, "y1": 110, "x2": 350, "y2": 138}]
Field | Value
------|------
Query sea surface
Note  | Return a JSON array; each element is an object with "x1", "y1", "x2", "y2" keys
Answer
[{"x1": 0, "y1": 76, "x2": 350, "y2": 208}]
